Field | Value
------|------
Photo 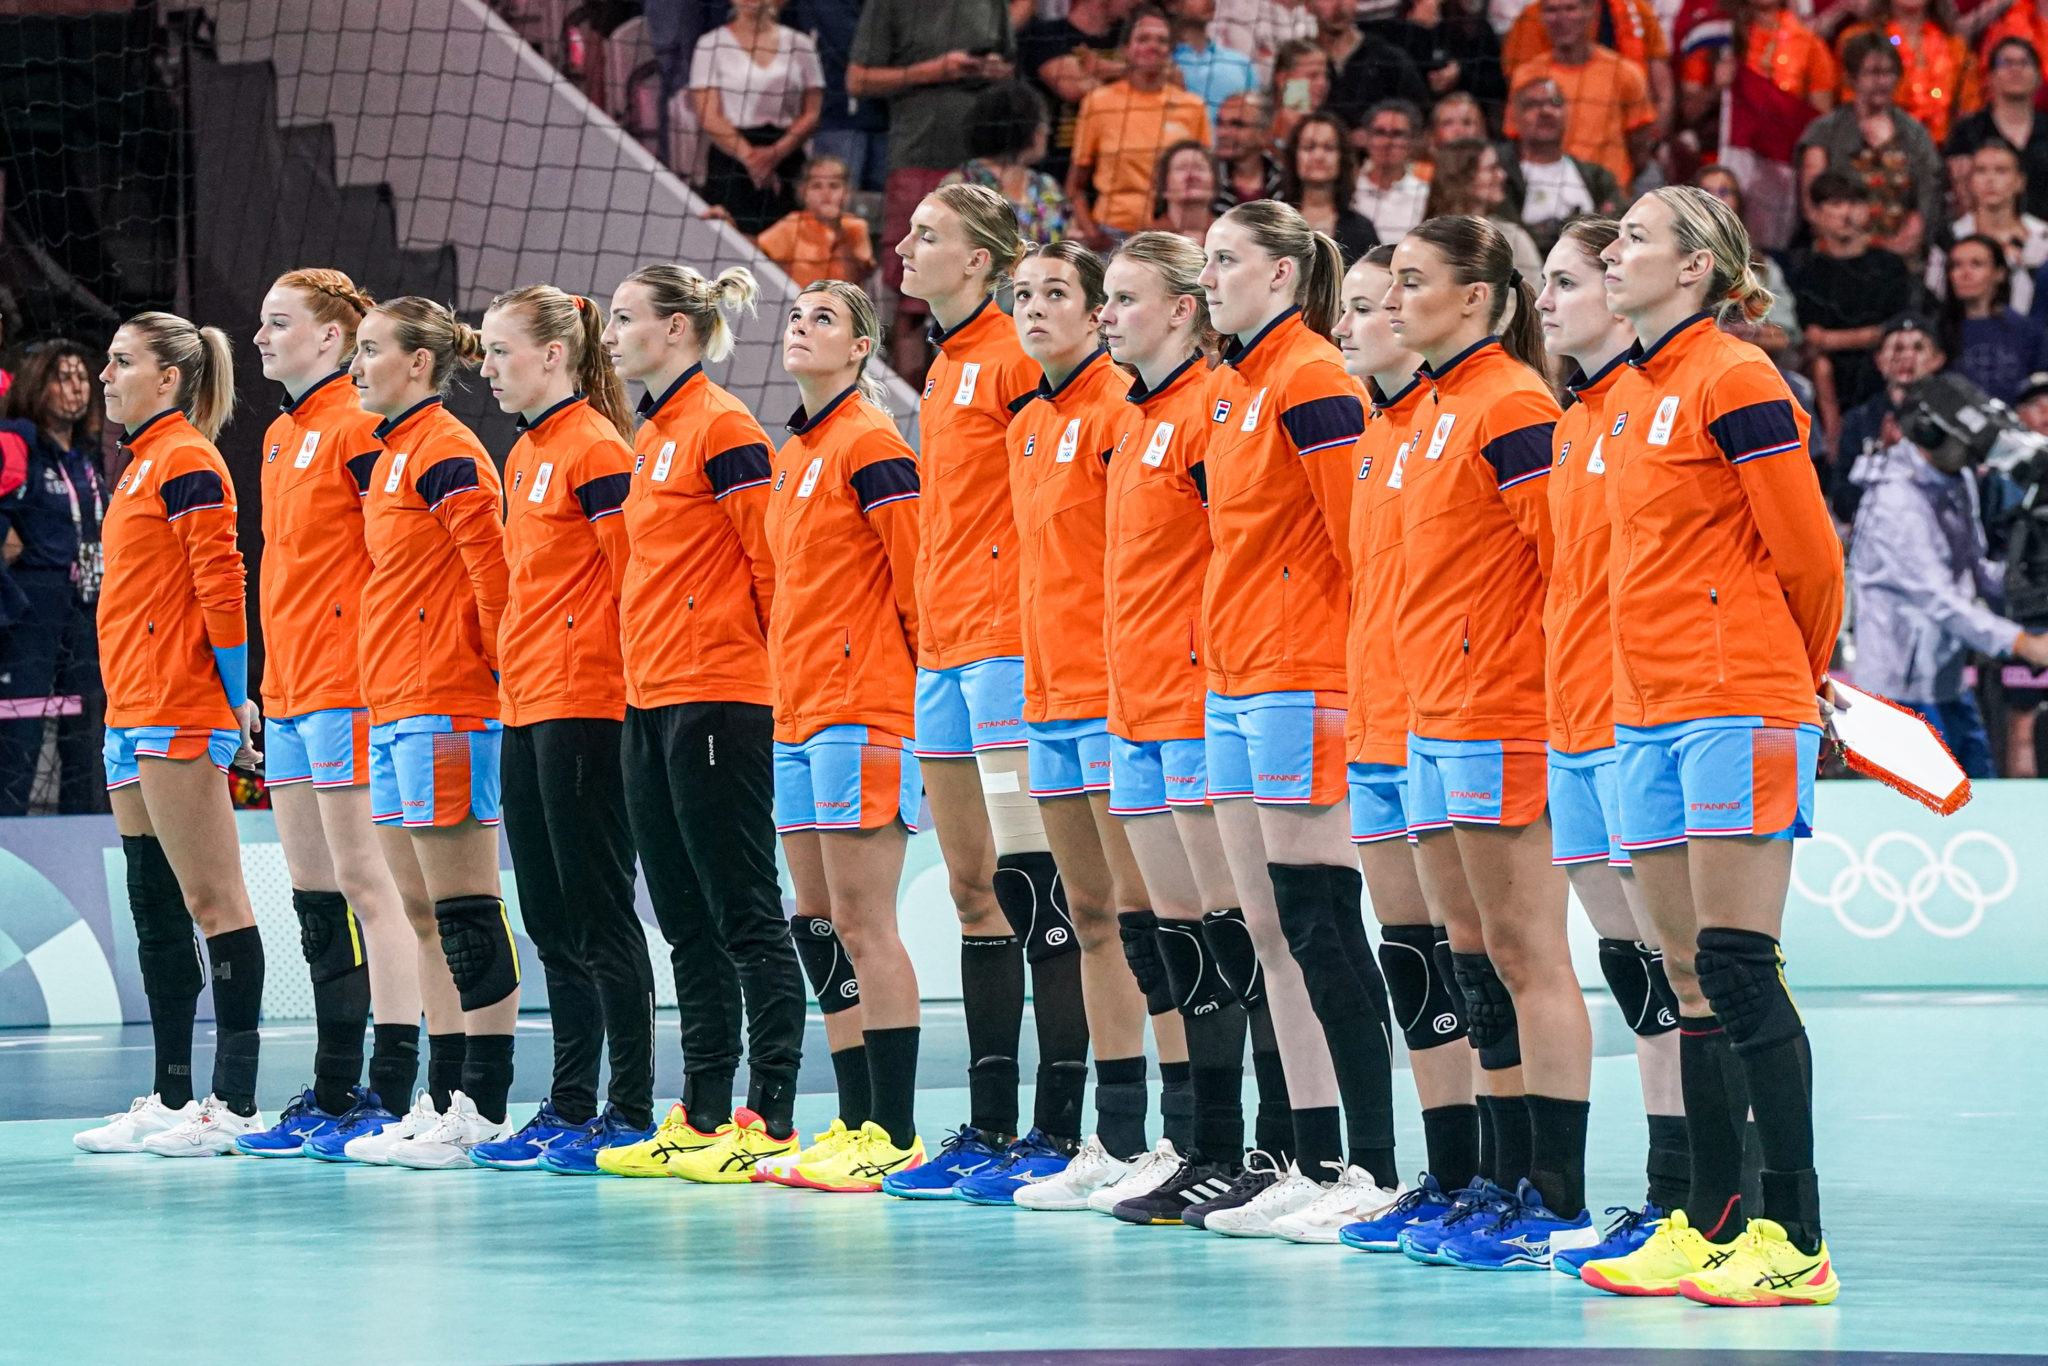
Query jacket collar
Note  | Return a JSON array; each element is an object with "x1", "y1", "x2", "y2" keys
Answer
[
  {"x1": 119, "y1": 408, "x2": 186, "y2": 453},
  {"x1": 929, "y1": 294, "x2": 1001, "y2": 351},
  {"x1": 1033, "y1": 348, "x2": 1112, "y2": 403},
  {"x1": 1127, "y1": 353, "x2": 1203, "y2": 404},
  {"x1": 1372, "y1": 376, "x2": 1422, "y2": 415},
  {"x1": 1567, "y1": 349, "x2": 1632, "y2": 398},
  {"x1": 516, "y1": 394, "x2": 585, "y2": 435},
  {"x1": 1222, "y1": 306, "x2": 1300, "y2": 368},
  {"x1": 280, "y1": 370, "x2": 353, "y2": 416},
  {"x1": 639, "y1": 363, "x2": 702, "y2": 419},
  {"x1": 1418, "y1": 335, "x2": 1499, "y2": 385},
  {"x1": 371, "y1": 395, "x2": 443, "y2": 443},
  {"x1": 786, "y1": 384, "x2": 860, "y2": 437},
  {"x1": 1625, "y1": 312, "x2": 1715, "y2": 371}
]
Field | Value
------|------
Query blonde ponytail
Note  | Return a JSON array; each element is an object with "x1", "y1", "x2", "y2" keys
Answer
[
  {"x1": 122, "y1": 311, "x2": 238, "y2": 440},
  {"x1": 1640, "y1": 186, "x2": 1775, "y2": 324},
  {"x1": 486, "y1": 284, "x2": 635, "y2": 439},
  {"x1": 370, "y1": 297, "x2": 484, "y2": 390},
  {"x1": 623, "y1": 263, "x2": 759, "y2": 363},
  {"x1": 1216, "y1": 201, "x2": 1344, "y2": 338}
]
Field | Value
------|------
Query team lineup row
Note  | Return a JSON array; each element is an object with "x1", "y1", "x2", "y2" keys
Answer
[{"x1": 67, "y1": 181, "x2": 1841, "y2": 1310}]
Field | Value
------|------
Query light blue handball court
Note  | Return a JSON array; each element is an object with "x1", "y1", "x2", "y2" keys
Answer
[{"x1": 1, "y1": 784, "x2": 2042, "y2": 1366}]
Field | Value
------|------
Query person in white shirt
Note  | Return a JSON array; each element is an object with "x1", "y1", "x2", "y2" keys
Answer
[
  {"x1": 1927, "y1": 139, "x2": 2048, "y2": 314},
  {"x1": 1212, "y1": 0, "x2": 1318, "y2": 81},
  {"x1": 1351, "y1": 98, "x2": 1430, "y2": 240},
  {"x1": 688, "y1": 0, "x2": 825, "y2": 234}
]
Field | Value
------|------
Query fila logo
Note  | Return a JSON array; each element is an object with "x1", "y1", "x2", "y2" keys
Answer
[
  {"x1": 1557, "y1": 440, "x2": 1572, "y2": 467},
  {"x1": 1212, "y1": 399, "x2": 1232, "y2": 423},
  {"x1": 1610, "y1": 412, "x2": 1629, "y2": 437},
  {"x1": 651, "y1": 440, "x2": 677, "y2": 482},
  {"x1": 634, "y1": 452, "x2": 647, "y2": 474},
  {"x1": 527, "y1": 460, "x2": 554, "y2": 502},
  {"x1": 923, "y1": 378, "x2": 936, "y2": 401},
  {"x1": 511, "y1": 470, "x2": 523, "y2": 493},
  {"x1": 774, "y1": 469, "x2": 788, "y2": 491},
  {"x1": 265, "y1": 443, "x2": 281, "y2": 465},
  {"x1": 293, "y1": 430, "x2": 321, "y2": 468},
  {"x1": 1356, "y1": 454, "x2": 1373, "y2": 480},
  {"x1": 953, "y1": 362, "x2": 981, "y2": 405},
  {"x1": 383, "y1": 452, "x2": 408, "y2": 493},
  {"x1": 1142, "y1": 422, "x2": 1174, "y2": 467},
  {"x1": 1024, "y1": 434, "x2": 1037, "y2": 458},
  {"x1": 1240, "y1": 387, "x2": 1267, "y2": 432},
  {"x1": 1647, "y1": 395, "x2": 1681, "y2": 445},
  {"x1": 1115, "y1": 432, "x2": 1130, "y2": 455}
]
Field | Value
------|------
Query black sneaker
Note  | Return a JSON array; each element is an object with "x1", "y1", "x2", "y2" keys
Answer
[
  {"x1": 1185, "y1": 1149, "x2": 1283, "y2": 1229},
  {"x1": 1112, "y1": 1153, "x2": 1238, "y2": 1225}
]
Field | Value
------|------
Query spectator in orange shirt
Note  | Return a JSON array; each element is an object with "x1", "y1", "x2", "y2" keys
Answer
[
  {"x1": 1978, "y1": 0, "x2": 2048, "y2": 113},
  {"x1": 1506, "y1": 0, "x2": 1660, "y2": 188},
  {"x1": 1502, "y1": 0, "x2": 1673, "y2": 131},
  {"x1": 1070, "y1": 7, "x2": 1215, "y2": 246},
  {"x1": 756, "y1": 155, "x2": 878, "y2": 289},
  {"x1": 1678, "y1": 0, "x2": 1836, "y2": 134},
  {"x1": 1834, "y1": 0, "x2": 1982, "y2": 144}
]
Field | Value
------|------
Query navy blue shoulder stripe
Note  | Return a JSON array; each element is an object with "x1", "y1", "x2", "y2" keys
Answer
[
  {"x1": 1708, "y1": 398, "x2": 1802, "y2": 465},
  {"x1": 416, "y1": 456, "x2": 481, "y2": 509},
  {"x1": 1280, "y1": 392, "x2": 1367, "y2": 456},
  {"x1": 345, "y1": 451, "x2": 380, "y2": 496},
  {"x1": 1189, "y1": 459, "x2": 1208, "y2": 507},
  {"x1": 1007, "y1": 391, "x2": 1038, "y2": 416},
  {"x1": 160, "y1": 469, "x2": 226, "y2": 521},
  {"x1": 849, "y1": 456, "x2": 920, "y2": 512},
  {"x1": 575, "y1": 471, "x2": 632, "y2": 521},
  {"x1": 706, "y1": 442, "x2": 773, "y2": 500},
  {"x1": 1484, "y1": 423, "x2": 1556, "y2": 489}
]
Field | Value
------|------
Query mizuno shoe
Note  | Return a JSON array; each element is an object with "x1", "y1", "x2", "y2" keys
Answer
[
  {"x1": 1339, "y1": 1173, "x2": 1457, "y2": 1251},
  {"x1": 1677, "y1": 1219, "x2": 1839, "y2": 1308},
  {"x1": 1399, "y1": 1179, "x2": 1513, "y2": 1263},
  {"x1": 74, "y1": 1094, "x2": 197, "y2": 1153},
  {"x1": 467, "y1": 1099, "x2": 586, "y2": 1171},
  {"x1": 236, "y1": 1087, "x2": 361, "y2": 1157},
  {"x1": 668, "y1": 1108, "x2": 799, "y2": 1184},
  {"x1": 141, "y1": 1095, "x2": 265, "y2": 1158},
  {"x1": 1016, "y1": 1134, "x2": 1130, "y2": 1211},
  {"x1": 1202, "y1": 1160, "x2": 1328, "y2": 1237},
  {"x1": 539, "y1": 1107, "x2": 655, "y2": 1174},
  {"x1": 1554, "y1": 1203, "x2": 1665, "y2": 1279},
  {"x1": 1088, "y1": 1138, "x2": 1181, "y2": 1214},
  {"x1": 879, "y1": 1124, "x2": 1004, "y2": 1199},
  {"x1": 1580, "y1": 1209, "x2": 1738, "y2": 1297},
  {"x1": 1439, "y1": 1178, "x2": 1597, "y2": 1270},
  {"x1": 391, "y1": 1092, "x2": 511, "y2": 1170},
  {"x1": 343, "y1": 1092, "x2": 440, "y2": 1166},
  {"x1": 304, "y1": 1093, "x2": 399, "y2": 1163},
  {"x1": 1272, "y1": 1165, "x2": 1404, "y2": 1244},
  {"x1": 955, "y1": 1128, "x2": 1073, "y2": 1206},
  {"x1": 596, "y1": 1103, "x2": 725, "y2": 1178},
  {"x1": 756, "y1": 1119, "x2": 855, "y2": 1186},
  {"x1": 793, "y1": 1121, "x2": 924, "y2": 1192}
]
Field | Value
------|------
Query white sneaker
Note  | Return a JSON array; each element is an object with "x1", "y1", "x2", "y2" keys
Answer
[
  {"x1": 141, "y1": 1095, "x2": 265, "y2": 1157},
  {"x1": 1204, "y1": 1160, "x2": 1328, "y2": 1237},
  {"x1": 344, "y1": 1092, "x2": 440, "y2": 1166},
  {"x1": 387, "y1": 1092, "x2": 511, "y2": 1170},
  {"x1": 1272, "y1": 1164, "x2": 1405, "y2": 1244},
  {"x1": 75, "y1": 1093, "x2": 197, "y2": 1153},
  {"x1": 1016, "y1": 1134, "x2": 1130, "y2": 1211},
  {"x1": 1088, "y1": 1138, "x2": 1181, "y2": 1214}
]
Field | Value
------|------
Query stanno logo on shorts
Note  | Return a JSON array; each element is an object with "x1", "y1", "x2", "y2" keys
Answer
[
  {"x1": 1448, "y1": 789, "x2": 1495, "y2": 801},
  {"x1": 1690, "y1": 800, "x2": 1743, "y2": 811},
  {"x1": 1257, "y1": 772, "x2": 1304, "y2": 782},
  {"x1": 1212, "y1": 399, "x2": 1233, "y2": 423}
]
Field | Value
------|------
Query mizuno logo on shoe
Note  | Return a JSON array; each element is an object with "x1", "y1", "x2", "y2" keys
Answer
[{"x1": 1501, "y1": 1234, "x2": 1550, "y2": 1254}]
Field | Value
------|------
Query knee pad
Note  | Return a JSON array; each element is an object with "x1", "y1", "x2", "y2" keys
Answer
[
  {"x1": 293, "y1": 888, "x2": 365, "y2": 986},
  {"x1": 791, "y1": 914, "x2": 861, "y2": 1014},
  {"x1": 1449, "y1": 952, "x2": 1521, "y2": 1070},
  {"x1": 993, "y1": 851, "x2": 1077, "y2": 963},
  {"x1": 125, "y1": 834, "x2": 204, "y2": 1001},
  {"x1": 1644, "y1": 949, "x2": 1681, "y2": 1025},
  {"x1": 1378, "y1": 923, "x2": 1467, "y2": 1051},
  {"x1": 1598, "y1": 937, "x2": 1679, "y2": 1037},
  {"x1": 1155, "y1": 916, "x2": 1235, "y2": 1018},
  {"x1": 433, "y1": 896, "x2": 521, "y2": 1011},
  {"x1": 1694, "y1": 927, "x2": 1804, "y2": 1053},
  {"x1": 1199, "y1": 906, "x2": 1264, "y2": 1009},
  {"x1": 1116, "y1": 909, "x2": 1175, "y2": 1015}
]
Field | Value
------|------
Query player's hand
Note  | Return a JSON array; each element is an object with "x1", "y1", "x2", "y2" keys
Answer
[{"x1": 232, "y1": 700, "x2": 263, "y2": 771}]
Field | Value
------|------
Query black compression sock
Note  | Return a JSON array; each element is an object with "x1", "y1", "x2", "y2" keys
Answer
[
  {"x1": 1477, "y1": 1093, "x2": 1499, "y2": 1183},
  {"x1": 1762, "y1": 1167, "x2": 1825, "y2": 1257},
  {"x1": 682, "y1": 1069, "x2": 735, "y2": 1131},
  {"x1": 1680, "y1": 1015, "x2": 1749, "y2": 1242},
  {"x1": 1525, "y1": 1094, "x2": 1591, "y2": 1217},
  {"x1": 865, "y1": 1026, "x2": 921, "y2": 1149},
  {"x1": 1292, "y1": 1105, "x2": 1343, "y2": 1178},
  {"x1": 1035, "y1": 1058, "x2": 1089, "y2": 1142},
  {"x1": 959, "y1": 932, "x2": 1024, "y2": 1134},
  {"x1": 1422, "y1": 1103, "x2": 1480, "y2": 1191},
  {"x1": 1028, "y1": 947, "x2": 1089, "y2": 1076},
  {"x1": 1158, "y1": 1059, "x2": 1194, "y2": 1155},
  {"x1": 296, "y1": 888, "x2": 369, "y2": 1115},
  {"x1": 1094, "y1": 1055, "x2": 1149, "y2": 1158},
  {"x1": 1647, "y1": 1112, "x2": 1691, "y2": 1212},
  {"x1": 1248, "y1": 1003, "x2": 1292, "y2": 1162},
  {"x1": 462, "y1": 1033, "x2": 515, "y2": 1124},
  {"x1": 831, "y1": 1045, "x2": 872, "y2": 1130},
  {"x1": 205, "y1": 927, "x2": 265, "y2": 1116},
  {"x1": 150, "y1": 998, "x2": 197, "y2": 1110},
  {"x1": 427, "y1": 1032, "x2": 467, "y2": 1112},
  {"x1": 747, "y1": 1070, "x2": 798, "y2": 1139},
  {"x1": 1482, "y1": 1093, "x2": 1532, "y2": 1189},
  {"x1": 368, "y1": 1023, "x2": 420, "y2": 1113}
]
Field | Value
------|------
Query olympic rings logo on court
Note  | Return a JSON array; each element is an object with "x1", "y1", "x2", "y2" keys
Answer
[{"x1": 1791, "y1": 830, "x2": 2018, "y2": 940}]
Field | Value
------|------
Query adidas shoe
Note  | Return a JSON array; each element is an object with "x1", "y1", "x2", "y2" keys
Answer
[
  {"x1": 1272, "y1": 1164, "x2": 1405, "y2": 1244},
  {"x1": 141, "y1": 1095, "x2": 264, "y2": 1157},
  {"x1": 468, "y1": 1099, "x2": 587, "y2": 1171},
  {"x1": 596, "y1": 1103, "x2": 725, "y2": 1177},
  {"x1": 390, "y1": 1092, "x2": 511, "y2": 1170},
  {"x1": 1400, "y1": 1179, "x2": 1513, "y2": 1263},
  {"x1": 1554, "y1": 1204, "x2": 1665, "y2": 1279},
  {"x1": 1676, "y1": 1218, "x2": 1839, "y2": 1308},
  {"x1": 1088, "y1": 1138, "x2": 1181, "y2": 1214},
  {"x1": 1339, "y1": 1173, "x2": 1457, "y2": 1251},
  {"x1": 1184, "y1": 1149, "x2": 1284, "y2": 1229},
  {"x1": 756, "y1": 1119, "x2": 855, "y2": 1186},
  {"x1": 304, "y1": 1093, "x2": 399, "y2": 1162},
  {"x1": 539, "y1": 1106, "x2": 656, "y2": 1175},
  {"x1": 343, "y1": 1092, "x2": 440, "y2": 1165},
  {"x1": 880, "y1": 1124, "x2": 1005, "y2": 1199},
  {"x1": 793, "y1": 1120, "x2": 924, "y2": 1192},
  {"x1": 1016, "y1": 1134, "x2": 1130, "y2": 1211},
  {"x1": 1439, "y1": 1178, "x2": 1597, "y2": 1270},
  {"x1": 668, "y1": 1108, "x2": 799, "y2": 1183},
  {"x1": 955, "y1": 1128, "x2": 1073, "y2": 1206},
  {"x1": 235, "y1": 1087, "x2": 361, "y2": 1157},
  {"x1": 1114, "y1": 1152, "x2": 1243, "y2": 1225},
  {"x1": 1203, "y1": 1160, "x2": 1328, "y2": 1237},
  {"x1": 74, "y1": 1093, "x2": 197, "y2": 1153}
]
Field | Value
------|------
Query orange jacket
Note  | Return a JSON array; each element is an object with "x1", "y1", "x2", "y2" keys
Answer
[
  {"x1": 1105, "y1": 355, "x2": 1215, "y2": 742},
  {"x1": 258, "y1": 371, "x2": 381, "y2": 718},
  {"x1": 1544, "y1": 356, "x2": 1626, "y2": 755},
  {"x1": 764, "y1": 386, "x2": 923, "y2": 744},
  {"x1": 1346, "y1": 378, "x2": 1430, "y2": 767},
  {"x1": 99, "y1": 410, "x2": 246, "y2": 730},
  {"x1": 619, "y1": 365, "x2": 777, "y2": 711},
  {"x1": 915, "y1": 296, "x2": 1040, "y2": 669},
  {"x1": 1834, "y1": 20, "x2": 1979, "y2": 144},
  {"x1": 1605, "y1": 314, "x2": 1842, "y2": 730},
  {"x1": 1008, "y1": 348, "x2": 1133, "y2": 723},
  {"x1": 359, "y1": 398, "x2": 509, "y2": 725},
  {"x1": 1203, "y1": 309, "x2": 1363, "y2": 697},
  {"x1": 499, "y1": 396, "x2": 634, "y2": 726},
  {"x1": 1395, "y1": 339, "x2": 1559, "y2": 743}
]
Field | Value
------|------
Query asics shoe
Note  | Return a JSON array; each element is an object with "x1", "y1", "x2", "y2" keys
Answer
[
  {"x1": 1339, "y1": 1173, "x2": 1457, "y2": 1251},
  {"x1": 596, "y1": 1103, "x2": 725, "y2": 1178},
  {"x1": 539, "y1": 1107, "x2": 656, "y2": 1175},
  {"x1": 304, "y1": 1093, "x2": 399, "y2": 1162},
  {"x1": 1580, "y1": 1209, "x2": 1738, "y2": 1296},
  {"x1": 880, "y1": 1124, "x2": 1005, "y2": 1199},
  {"x1": 343, "y1": 1092, "x2": 440, "y2": 1165},
  {"x1": 1272, "y1": 1165, "x2": 1404, "y2": 1244},
  {"x1": 794, "y1": 1120, "x2": 924, "y2": 1192},
  {"x1": 955, "y1": 1128, "x2": 1073, "y2": 1206},
  {"x1": 141, "y1": 1095, "x2": 264, "y2": 1157},
  {"x1": 1400, "y1": 1179, "x2": 1513, "y2": 1263},
  {"x1": 74, "y1": 1094, "x2": 197, "y2": 1153},
  {"x1": 236, "y1": 1087, "x2": 361, "y2": 1157},
  {"x1": 1113, "y1": 1153, "x2": 1239, "y2": 1225},
  {"x1": 1439, "y1": 1178, "x2": 1596, "y2": 1271},
  {"x1": 668, "y1": 1108, "x2": 799, "y2": 1184},
  {"x1": 468, "y1": 1099, "x2": 587, "y2": 1171},
  {"x1": 1204, "y1": 1160, "x2": 1328, "y2": 1237},
  {"x1": 1016, "y1": 1134, "x2": 1130, "y2": 1211},
  {"x1": 1677, "y1": 1219, "x2": 1839, "y2": 1308},
  {"x1": 390, "y1": 1092, "x2": 511, "y2": 1170},
  {"x1": 1089, "y1": 1138, "x2": 1181, "y2": 1214},
  {"x1": 1554, "y1": 1203, "x2": 1665, "y2": 1279},
  {"x1": 1185, "y1": 1149, "x2": 1284, "y2": 1230},
  {"x1": 756, "y1": 1119, "x2": 855, "y2": 1186}
]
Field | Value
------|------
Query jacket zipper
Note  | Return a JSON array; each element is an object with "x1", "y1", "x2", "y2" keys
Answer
[{"x1": 1709, "y1": 586, "x2": 1726, "y2": 682}]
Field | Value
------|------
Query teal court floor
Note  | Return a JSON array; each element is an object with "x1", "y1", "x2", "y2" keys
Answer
[{"x1": 3, "y1": 991, "x2": 2043, "y2": 1366}]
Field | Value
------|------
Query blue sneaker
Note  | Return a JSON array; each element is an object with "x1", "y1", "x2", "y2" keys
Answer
[
  {"x1": 1439, "y1": 1178, "x2": 1597, "y2": 1271},
  {"x1": 954, "y1": 1129, "x2": 1072, "y2": 1206},
  {"x1": 1552, "y1": 1202, "x2": 1665, "y2": 1278},
  {"x1": 1339, "y1": 1172, "x2": 1456, "y2": 1251},
  {"x1": 539, "y1": 1107, "x2": 656, "y2": 1174},
  {"x1": 235, "y1": 1087, "x2": 357, "y2": 1157},
  {"x1": 1399, "y1": 1179, "x2": 1512, "y2": 1264},
  {"x1": 468, "y1": 1100, "x2": 586, "y2": 1170},
  {"x1": 303, "y1": 1092, "x2": 398, "y2": 1162},
  {"x1": 881, "y1": 1125, "x2": 1006, "y2": 1199}
]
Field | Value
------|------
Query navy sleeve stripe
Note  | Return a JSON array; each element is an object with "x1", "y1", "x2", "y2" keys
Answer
[
  {"x1": 1279, "y1": 393, "x2": 1367, "y2": 457},
  {"x1": 345, "y1": 451, "x2": 380, "y2": 497},
  {"x1": 160, "y1": 469, "x2": 226, "y2": 521},
  {"x1": 574, "y1": 471, "x2": 631, "y2": 521},
  {"x1": 416, "y1": 456, "x2": 481, "y2": 510},
  {"x1": 849, "y1": 456, "x2": 921, "y2": 513},
  {"x1": 1189, "y1": 459, "x2": 1208, "y2": 508},
  {"x1": 1708, "y1": 398, "x2": 1802, "y2": 464},
  {"x1": 1483, "y1": 423, "x2": 1556, "y2": 489},
  {"x1": 705, "y1": 442, "x2": 773, "y2": 500}
]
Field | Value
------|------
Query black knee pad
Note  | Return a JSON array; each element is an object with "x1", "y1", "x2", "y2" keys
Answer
[
  {"x1": 1115, "y1": 909, "x2": 1175, "y2": 1014},
  {"x1": 1378, "y1": 923, "x2": 1468, "y2": 1050},
  {"x1": 1598, "y1": 937, "x2": 1679, "y2": 1037},
  {"x1": 293, "y1": 888, "x2": 365, "y2": 986},
  {"x1": 1695, "y1": 927, "x2": 1804, "y2": 1053},
  {"x1": 1644, "y1": 951, "x2": 1680, "y2": 1026},
  {"x1": 791, "y1": 914, "x2": 861, "y2": 1014},
  {"x1": 434, "y1": 896, "x2": 521, "y2": 1011},
  {"x1": 1199, "y1": 907, "x2": 1264, "y2": 1009},
  {"x1": 125, "y1": 834, "x2": 204, "y2": 1001},
  {"x1": 1155, "y1": 916, "x2": 1235, "y2": 1018},
  {"x1": 1449, "y1": 952, "x2": 1521, "y2": 1070},
  {"x1": 994, "y1": 851, "x2": 1078, "y2": 963}
]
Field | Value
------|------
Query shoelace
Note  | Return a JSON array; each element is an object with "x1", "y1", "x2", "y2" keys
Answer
[
  {"x1": 1376, "y1": 1185, "x2": 1436, "y2": 1220},
  {"x1": 275, "y1": 1092, "x2": 312, "y2": 1124},
  {"x1": 1598, "y1": 1204, "x2": 1652, "y2": 1240},
  {"x1": 930, "y1": 1125, "x2": 983, "y2": 1162},
  {"x1": 1441, "y1": 1187, "x2": 1503, "y2": 1230}
]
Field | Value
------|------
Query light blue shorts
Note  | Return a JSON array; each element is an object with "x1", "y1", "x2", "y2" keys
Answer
[
  {"x1": 1405, "y1": 734, "x2": 1549, "y2": 832},
  {"x1": 1204, "y1": 690, "x2": 1347, "y2": 806},
  {"x1": 1026, "y1": 717, "x2": 1112, "y2": 799},
  {"x1": 1108, "y1": 735, "x2": 1209, "y2": 816},
  {"x1": 368, "y1": 715, "x2": 503, "y2": 828},
  {"x1": 1547, "y1": 745, "x2": 1628, "y2": 867},
  {"x1": 774, "y1": 725, "x2": 925, "y2": 833},
  {"x1": 264, "y1": 707, "x2": 371, "y2": 788},
  {"x1": 913, "y1": 657, "x2": 1027, "y2": 758},
  {"x1": 104, "y1": 725, "x2": 240, "y2": 789},
  {"x1": 1347, "y1": 761, "x2": 1411, "y2": 844},
  {"x1": 1615, "y1": 716, "x2": 1822, "y2": 851}
]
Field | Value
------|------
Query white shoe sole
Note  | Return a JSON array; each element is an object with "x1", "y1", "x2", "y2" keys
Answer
[
  {"x1": 1016, "y1": 1190, "x2": 1095, "y2": 1211},
  {"x1": 74, "y1": 1135, "x2": 152, "y2": 1154},
  {"x1": 143, "y1": 1141, "x2": 241, "y2": 1158},
  {"x1": 388, "y1": 1144, "x2": 476, "y2": 1170},
  {"x1": 1273, "y1": 1222, "x2": 1345, "y2": 1244}
]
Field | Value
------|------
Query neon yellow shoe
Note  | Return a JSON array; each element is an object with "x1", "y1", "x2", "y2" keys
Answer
[
  {"x1": 791, "y1": 1120, "x2": 924, "y2": 1192},
  {"x1": 666, "y1": 1108, "x2": 799, "y2": 1184},
  {"x1": 1679, "y1": 1219, "x2": 1840, "y2": 1307},
  {"x1": 756, "y1": 1119, "x2": 854, "y2": 1186},
  {"x1": 1581, "y1": 1209, "x2": 1739, "y2": 1296},
  {"x1": 594, "y1": 1103, "x2": 725, "y2": 1178}
]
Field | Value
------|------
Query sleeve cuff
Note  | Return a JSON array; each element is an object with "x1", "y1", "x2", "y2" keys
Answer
[{"x1": 212, "y1": 643, "x2": 248, "y2": 711}]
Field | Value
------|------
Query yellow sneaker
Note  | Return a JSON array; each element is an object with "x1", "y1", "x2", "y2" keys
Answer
[
  {"x1": 757, "y1": 1119, "x2": 854, "y2": 1186},
  {"x1": 1678, "y1": 1219, "x2": 1839, "y2": 1307},
  {"x1": 594, "y1": 1103, "x2": 725, "y2": 1178},
  {"x1": 666, "y1": 1108, "x2": 799, "y2": 1184},
  {"x1": 791, "y1": 1120, "x2": 925, "y2": 1192},
  {"x1": 1581, "y1": 1209, "x2": 1740, "y2": 1296}
]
